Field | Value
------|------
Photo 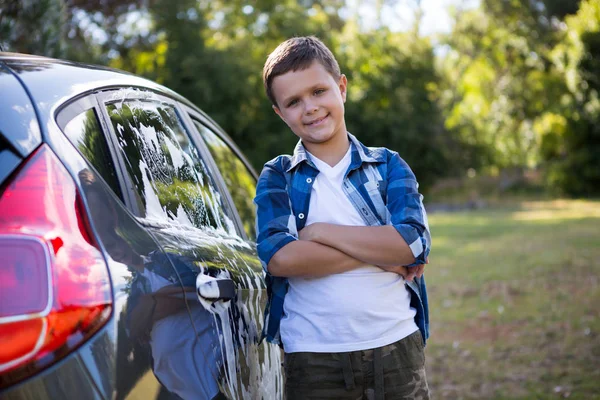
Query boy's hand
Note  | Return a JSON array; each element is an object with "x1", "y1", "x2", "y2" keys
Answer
[
  {"x1": 381, "y1": 257, "x2": 429, "y2": 281},
  {"x1": 298, "y1": 222, "x2": 323, "y2": 242},
  {"x1": 380, "y1": 265, "x2": 411, "y2": 279}
]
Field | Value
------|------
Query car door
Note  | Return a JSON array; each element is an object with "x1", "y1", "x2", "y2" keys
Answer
[
  {"x1": 95, "y1": 89, "x2": 283, "y2": 399},
  {"x1": 182, "y1": 109, "x2": 284, "y2": 399},
  {"x1": 55, "y1": 95, "x2": 205, "y2": 400}
]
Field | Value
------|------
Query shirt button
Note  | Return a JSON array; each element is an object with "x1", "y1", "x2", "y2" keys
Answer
[
  {"x1": 306, "y1": 178, "x2": 312, "y2": 184},
  {"x1": 298, "y1": 213, "x2": 305, "y2": 219}
]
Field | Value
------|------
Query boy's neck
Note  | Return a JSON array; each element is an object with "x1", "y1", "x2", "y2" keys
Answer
[{"x1": 303, "y1": 130, "x2": 350, "y2": 167}]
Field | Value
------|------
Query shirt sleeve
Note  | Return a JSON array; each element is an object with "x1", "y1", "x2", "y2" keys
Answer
[
  {"x1": 386, "y1": 152, "x2": 431, "y2": 267},
  {"x1": 254, "y1": 163, "x2": 298, "y2": 272}
]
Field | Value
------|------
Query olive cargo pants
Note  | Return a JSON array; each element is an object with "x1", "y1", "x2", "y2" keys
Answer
[{"x1": 283, "y1": 331, "x2": 430, "y2": 400}]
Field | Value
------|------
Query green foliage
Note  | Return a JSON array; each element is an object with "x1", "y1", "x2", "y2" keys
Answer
[
  {"x1": 439, "y1": 0, "x2": 568, "y2": 171},
  {"x1": 134, "y1": 0, "x2": 450, "y2": 189},
  {"x1": 542, "y1": 0, "x2": 582, "y2": 19},
  {"x1": 0, "y1": 0, "x2": 67, "y2": 56},
  {"x1": 338, "y1": 26, "x2": 452, "y2": 188},
  {"x1": 545, "y1": 0, "x2": 600, "y2": 196},
  {"x1": 3, "y1": 0, "x2": 599, "y2": 196},
  {"x1": 437, "y1": 0, "x2": 600, "y2": 195}
]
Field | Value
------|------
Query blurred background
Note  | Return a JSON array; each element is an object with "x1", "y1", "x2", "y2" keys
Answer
[{"x1": 1, "y1": 0, "x2": 598, "y2": 398}]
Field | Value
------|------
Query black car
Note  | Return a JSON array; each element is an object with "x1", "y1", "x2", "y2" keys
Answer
[{"x1": 0, "y1": 53, "x2": 283, "y2": 399}]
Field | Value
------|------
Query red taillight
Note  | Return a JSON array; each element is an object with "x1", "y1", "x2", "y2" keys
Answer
[
  {"x1": 0, "y1": 238, "x2": 49, "y2": 317},
  {"x1": 0, "y1": 145, "x2": 112, "y2": 388}
]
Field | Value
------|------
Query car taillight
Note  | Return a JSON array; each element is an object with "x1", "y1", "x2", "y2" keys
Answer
[{"x1": 0, "y1": 145, "x2": 112, "y2": 388}]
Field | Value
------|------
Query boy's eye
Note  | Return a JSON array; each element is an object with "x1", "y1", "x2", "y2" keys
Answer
[
  {"x1": 314, "y1": 88, "x2": 326, "y2": 95},
  {"x1": 287, "y1": 99, "x2": 299, "y2": 107}
]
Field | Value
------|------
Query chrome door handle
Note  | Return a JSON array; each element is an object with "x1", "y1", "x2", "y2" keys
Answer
[{"x1": 196, "y1": 275, "x2": 236, "y2": 302}]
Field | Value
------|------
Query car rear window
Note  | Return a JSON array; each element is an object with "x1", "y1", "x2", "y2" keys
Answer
[
  {"x1": 105, "y1": 100, "x2": 236, "y2": 234},
  {"x1": 62, "y1": 108, "x2": 123, "y2": 199}
]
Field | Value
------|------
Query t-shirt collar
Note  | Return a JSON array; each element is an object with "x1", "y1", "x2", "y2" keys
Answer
[{"x1": 286, "y1": 132, "x2": 382, "y2": 172}]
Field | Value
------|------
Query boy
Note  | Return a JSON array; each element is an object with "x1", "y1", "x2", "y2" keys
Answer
[{"x1": 255, "y1": 36, "x2": 431, "y2": 399}]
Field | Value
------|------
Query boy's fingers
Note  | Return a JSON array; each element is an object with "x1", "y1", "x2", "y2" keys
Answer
[
  {"x1": 395, "y1": 266, "x2": 409, "y2": 278},
  {"x1": 384, "y1": 265, "x2": 409, "y2": 278},
  {"x1": 383, "y1": 264, "x2": 427, "y2": 280}
]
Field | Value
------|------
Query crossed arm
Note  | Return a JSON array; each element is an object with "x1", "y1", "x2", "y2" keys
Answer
[
  {"x1": 255, "y1": 154, "x2": 430, "y2": 281},
  {"x1": 268, "y1": 223, "x2": 426, "y2": 280}
]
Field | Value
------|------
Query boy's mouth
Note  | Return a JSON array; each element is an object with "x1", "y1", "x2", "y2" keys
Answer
[{"x1": 305, "y1": 113, "x2": 329, "y2": 126}]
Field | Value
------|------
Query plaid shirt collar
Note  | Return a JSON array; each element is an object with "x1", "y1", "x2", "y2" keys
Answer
[{"x1": 286, "y1": 132, "x2": 384, "y2": 173}]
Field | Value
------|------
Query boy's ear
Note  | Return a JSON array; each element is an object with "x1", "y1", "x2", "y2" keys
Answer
[
  {"x1": 273, "y1": 104, "x2": 285, "y2": 121},
  {"x1": 339, "y1": 74, "x2": 348, "y2": 103}
]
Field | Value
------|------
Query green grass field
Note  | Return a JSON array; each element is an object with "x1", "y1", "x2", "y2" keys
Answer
[{"x1": 425, "y1": 200, "x2": 600, "y2": 399}]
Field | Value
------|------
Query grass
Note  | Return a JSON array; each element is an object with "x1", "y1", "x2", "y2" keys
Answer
[{"x1": 425, "y1": 199, "x2": 600, "y2": 400}]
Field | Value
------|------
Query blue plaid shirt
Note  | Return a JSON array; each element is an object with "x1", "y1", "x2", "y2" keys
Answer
[{"x1": 254, "y1": 133, "x2": 431, "y2": 347}]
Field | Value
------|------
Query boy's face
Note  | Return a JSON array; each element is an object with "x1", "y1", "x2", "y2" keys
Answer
[{"x1": 271, "y1": 61, "x2": 347, "y2": 148}]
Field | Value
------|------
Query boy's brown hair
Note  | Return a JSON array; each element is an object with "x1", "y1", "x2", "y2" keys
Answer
[{"x1": 263, "y1": 36, "x2": 341, "y2": 107}]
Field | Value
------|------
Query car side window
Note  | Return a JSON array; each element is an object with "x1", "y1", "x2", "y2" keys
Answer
[
  {"x1": 62, "y1": 108, "x2": 123, "y2": 200},
  {"x1": 105, "y1": 100, "x2": 236, "y2": 234},
  {"x1": 193, "y1": 121, "x2": 257, "y2": 241}
]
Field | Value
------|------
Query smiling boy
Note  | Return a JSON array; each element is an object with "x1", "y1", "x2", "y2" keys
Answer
[{"x1": 255, "y1": 36, "x2": 431, "y2": 399}]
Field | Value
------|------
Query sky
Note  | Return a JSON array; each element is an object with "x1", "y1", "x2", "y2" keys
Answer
[{"x1": 347, "y1": 0, "x2": 480, "y2": 37}]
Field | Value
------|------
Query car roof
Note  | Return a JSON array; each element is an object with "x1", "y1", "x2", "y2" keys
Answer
[
  {"x1": 0, "y1": 52, "x2": 225, "y2": 141},
  {"x1": 0, "y1": 52, "x2": 197, "y2": 111},
  {"x1": 0, "y1": 52, "x2": 258, "y2": 177}
]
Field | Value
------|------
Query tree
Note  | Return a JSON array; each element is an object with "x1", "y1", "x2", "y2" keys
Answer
[
  {"x1": 338, "y1": 24, "x2": 452, "y2": 189},
  {"x1": 0, "y1": 0, "x2": 67, "y2": 57},
  {"x1": 542, "y1": 0, "x2": 582, "y2": 19},
  {"x1": 438, "y1": 0, "x2": 569, "y2": 176},
  {"x1": 546, "y1": 0, "x2": 600, "y2": 195}
]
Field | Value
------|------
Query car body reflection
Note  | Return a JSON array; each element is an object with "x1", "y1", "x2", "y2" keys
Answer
[{"x1": 78, "y1": 168, "x2": 224, "y2": 399}]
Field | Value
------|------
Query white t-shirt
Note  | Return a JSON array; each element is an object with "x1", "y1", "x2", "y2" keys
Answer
[{"x1": 280, "y1": 147, "x2": 418, "y2": 353}]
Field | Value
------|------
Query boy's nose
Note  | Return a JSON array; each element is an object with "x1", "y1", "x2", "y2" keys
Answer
[{"x1": 304, "y1": 102, "x2": 318, "y2": 114}]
